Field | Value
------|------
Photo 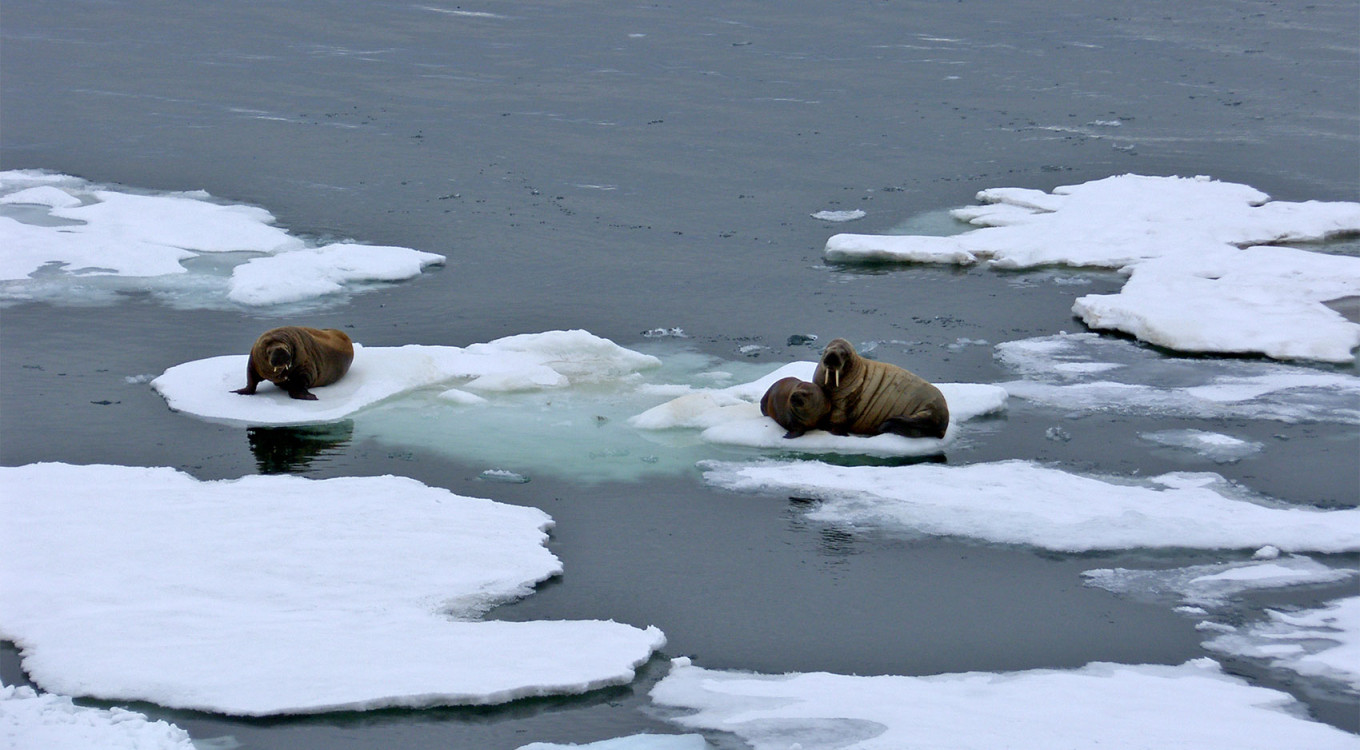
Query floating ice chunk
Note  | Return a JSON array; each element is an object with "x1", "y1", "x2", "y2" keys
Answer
[
  {"x1": 0, "y1": 685, "x2": 195, "y2": 750},
  {"x1": 1206, "y1": 597, "x2": 1360, "y2": 694},
  {"x1": 0, "y1": 170, "x2": 444, "y2": 308},
  {"x1": 824, "y1": 174, "x2": 1360, "y2": 361},
  {"x1": 0, "y1": 463, "x2": 664, "y2": 715},
  {"x1": 630, "y1": 360, "x2": 1007, "y2": 458},
  {"x1": 701, "y1": 459, "x2": 1360, "y2": 553},
  {"x1": 152, "y1": 330, "x2": 661, "y2": 427},
  {"x1": 1074, "y1": 244, "x2": 1360, "y2": 362},
  {"x1": 1083, "y1": 556, "x2": 1356, "y2": 608},
  {"x1": 518, "y1": 735, "x2": 712, "y2": 750},
  {"x1": 996, "y1": 332, "x2": 1360, "y2": 424},
  {"x1": 650, "y1": 658, "x2": 1357, "y2": 750},
  {"x1": 227, "y1": 242, "x2": 444, "y2": 305},
  {"x1": 1139, "y1": 429, "x2": 1263, "y2": 463},
  {"x1": 810, "y1": 209, "x2": 866, "y2": 222}
]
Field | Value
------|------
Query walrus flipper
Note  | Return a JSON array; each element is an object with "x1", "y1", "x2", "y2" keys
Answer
[
  {"x1": 878, "y1": 414, "x2": 947, "y2": 440},
  {"x1": 232, "y1": 359, "x2": 263, "y2": 395}
]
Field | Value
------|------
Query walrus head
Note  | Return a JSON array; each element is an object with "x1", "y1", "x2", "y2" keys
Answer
[
  {"x1": 818, "y1": 338, "x2": 859, "y2": 389},
  {"x1": 760, "y1": 376, "x2": 829, "y2": 438},
  {"x1": 265, "y1": 342, "x2": 293, "y2": 376}
]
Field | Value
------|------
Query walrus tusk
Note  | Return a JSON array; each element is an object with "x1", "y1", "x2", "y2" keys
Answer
[{"x1": 834, "y1": 369, "x2": 839, "y2": 388}]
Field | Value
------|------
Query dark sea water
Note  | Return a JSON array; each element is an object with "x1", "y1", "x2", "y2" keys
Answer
[{"x1": 2, "y1": 1, "x2": 1357, "y2": 747}]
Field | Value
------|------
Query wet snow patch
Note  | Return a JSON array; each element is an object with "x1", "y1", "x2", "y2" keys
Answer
[{"x1": 996, "y1": 332, "x2": 1360, "y2": 424}]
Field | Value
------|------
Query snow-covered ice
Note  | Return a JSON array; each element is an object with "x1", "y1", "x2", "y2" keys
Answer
[
  {"x1": 824, "y1": 174, "x2": 1360, "y2": 362},
  {"x1": 0, "y1": 170, "x2": 443, "y2": 308},
  {"x1": 702, "y1": 459, "x2": 1360, "y2": 553},
  {"x1": 0, "y1": 685, "x2": 195, "y2": 750},
  {"x1": 996, "y1": 332, "x2": 1360, "y2": 424},
  {"x1": 629, "y1": 360, "x2": 1008, "y2": 458},
  {"x1": 518, "y1": 735, "x2": 711, "y2": 750},
  {"x1": 650, "y1": 657, "x2": 1358, "y2": 750},
  {"x1": 0, "y1": 463, "x2": 664, "y2": 715},
  {"x1": 1139, "y1": 429, "x2": 1263, "y2": 463},
  {"x1": 1206, "y1": 596, "x2": 1360, "y2": 695},
  {"x1": 153, "y1": 330, "x2": 663, "y2": 426}
]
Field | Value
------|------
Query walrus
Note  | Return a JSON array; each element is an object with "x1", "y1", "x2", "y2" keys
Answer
[
  {"x1": 811, "y1": 338, "x2": 949, "y2": 439},
  {"x1": 231, "y1": 326, "x2": 354, "y2": 401},
  {"x1": 760, "y1": 376, "x2": 830, "y2": 438}
]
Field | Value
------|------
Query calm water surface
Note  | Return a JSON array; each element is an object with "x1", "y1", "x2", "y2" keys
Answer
[{"x1": 2, "y1": 1, "x2": 1357, "y2": 746}]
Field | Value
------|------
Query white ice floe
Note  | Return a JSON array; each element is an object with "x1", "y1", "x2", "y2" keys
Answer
[
  {"x1": 650, "y1": 657, "x2": 1357, "y2": 750},
  {"x1": 1205, "y1": 596, "x2": 1360, "y2": 694},
  {"x1": 152, "y1": 330, "x2": 662, "y2": 427},
  {"x1": 0, "y1": 169, "x2": 443, "y2": 308},
  {"x1": 0, "y1": 685, "x2": 195, "y2": 750},
  {"x1": 824, "y1": 174, "x2": 1360, "y2": 362},
  {"x1": 810, "y1": 209, "x2": 866, "y2": 222},
  {"x1": 629, "y1": 360, "x2": 1008, "y2": 458},
  {"x1": 1139, "y1": 429, "x2": 1263, "y2": 463},
  {"x1": 996, "y1": 332, "x2": 1360, "y2": 424},
  {"x1": 701, "y1": 459, "x2": 1360, "y2": 553},
  {"x1": 518, "y1": 735, "x2": 711, "y2": 750},
  {"x1": 0, "y1": 463, "x2": 664, "y2": 715}
]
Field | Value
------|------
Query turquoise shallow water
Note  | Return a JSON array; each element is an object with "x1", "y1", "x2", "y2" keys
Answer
[{"x1": 2, "y1": 0, "x2": 1357, "y2": 746}]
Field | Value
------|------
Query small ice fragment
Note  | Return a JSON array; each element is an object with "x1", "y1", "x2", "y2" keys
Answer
[
  {"x1": 479, "y1": 469, "x2": 530, "y2": 483},
  {"x1": 811, "y1": 209, "x2": 866, "y2": 222},
  {"x1": 1254, "y1": 545, "x2": 1281, "y2": 560},
  {"x1": 1045, "y1": 426, "x2": 1071, "y2": 442}
]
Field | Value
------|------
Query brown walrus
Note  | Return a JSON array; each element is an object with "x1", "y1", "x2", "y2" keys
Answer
[
  {"x1": 760, "y1": 376, "x2": 830, "y2": 438},
  {"x1": 812, "y1": 338, "x2": 949, "y2": 439},
  {"x1": 231, "y1": 326, "x2": 354, "y2": 401}
]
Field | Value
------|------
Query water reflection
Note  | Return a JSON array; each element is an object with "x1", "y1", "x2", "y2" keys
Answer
[{"x1": 246, "y1": 421, "x2": 354, "y2": 474}]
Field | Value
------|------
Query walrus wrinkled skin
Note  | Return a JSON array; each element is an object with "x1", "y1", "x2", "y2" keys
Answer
[
  {"x1": 231, "y1": 326, "x2": 354, "y2": 401},
  {"x1": 811, "y1": 338, "x2": 949, "y2": 439},
  {"x1": 760, "y1": 376, "x2": 831, "y2": 438}
]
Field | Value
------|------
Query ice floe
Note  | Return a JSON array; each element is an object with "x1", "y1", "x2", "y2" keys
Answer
[
  {"x1": 0, "y1": 463, "x2": 664, "y2": 715},
  {"x1": 0, "y1": 169, "x2": 443, "y2": 308},
  {"x1": 152, "y1": 330, "x2": 663, "y2": 427},
  {"x1": 1084, "y1": 555, "x2": 1356, "y2": 609},
  {"x1": 824, "y1": 174, "x2": 1360, "y2": 362},
  {"x1": 650, "y1": 657, "x2": 1357, "y2": 750},
  {"x1": 996, "y1": 332, "x2": 1360, "y2": 424},
  {"x1": 1139, "y1": 429, "x2": 1264, "y2": 463},
  {"x1": 1205, "y1": 596, "x2": 1360, "y2": 694},
  {"x1": 152, "y1": 332, "x2": 1007, "y2": 480},
  {"x1": 1084, "y1": 557, "x2": 1359, "y2": 695},
  {"x1": 0, "y1": 685, "x2": 195, "y2": 750},
  {"x1": 701, "y1": 459, "x2": 1360, "y2": 553},
  {"x1": 518, "y1": 735, "x2": 711, "y2": 750},
  {"x1": 629, "y1": 360, "x2": 1008, "y2": 458}
]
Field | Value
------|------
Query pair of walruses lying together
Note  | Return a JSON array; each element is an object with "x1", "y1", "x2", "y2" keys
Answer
[
  {"x1": 229, "y1": 329, "x2": 950, "y2": 442},
  {"x1": 761, "y1": 338, "x2": 949, "y2": 439}
]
